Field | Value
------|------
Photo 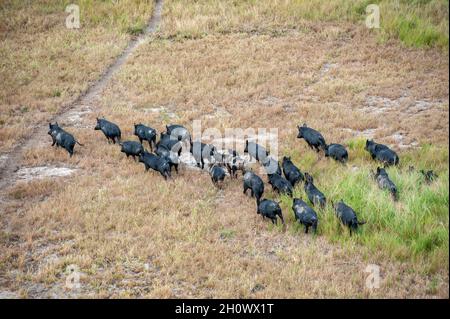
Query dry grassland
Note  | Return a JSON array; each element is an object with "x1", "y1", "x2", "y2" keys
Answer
[
  {"x1": 0, "y1": 0, "x2": 448, "y2": 298},
  {"x1": 0, "y1": 0, "x2": 154, "y2": 152}
]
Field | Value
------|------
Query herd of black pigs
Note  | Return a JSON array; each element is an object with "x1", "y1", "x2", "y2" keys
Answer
[{"x1": 47, "y1": 118, "x2": 438, "y2": 236}]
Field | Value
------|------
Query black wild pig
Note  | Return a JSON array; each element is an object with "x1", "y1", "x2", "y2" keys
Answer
[
  {"x1": 297, "y1": 123, "x2": 326, "y2": 152},
  {"x1": 268, "y1": 173, "x2": 293, "y2": 197},
  {"x1": 94, "y1": 118, "x2": 121, "y2": 144},
  {"x1": 226, "y1": 150, "x2": 245, "y2": 178},
  {"x1": 134, "y1": 123, "x2": 157, "y2": 151},
  {"x1": 138, "y1": 151, "x2": 171, "y2": 180},
  {"x1": 166, "y1": 124, "x2": 191, "y2": 144},
  {"x1": 157, "y1": 132, "x2": 183, "y2": 156},
  {"x1": 304, "y1": 173, "x2": 326, "y2": 208},
  {"x1": 190, "y1": 141, "x2": 216, "y2": 169},
  {"x1": 209, "y1": 164, "x2": 226, "y2": 188},
  {"x1": 333, "y1": 200, "x2": 366, "y2": 236},
  {"x1": 365, "y1": 139, "x2": 399, "y2": 166},
  {"x1": 243, "y1": 170, "x2": 264, "y2": 205},
  {"x1": 262, "y1": 156, "x2": 282, "y2": 176},
  {"x1": 257, "y1": 199, "x2": 284, "y2": 225},
  {"x1": 282, "y1": 156, "x2": 304, "y2": 187},
  {"x1": 48, "y1": 122, "x2": 83, "y2": 157},
  {"x1": 244, "y1": 140, "x2": 269, "y2": 162},
  {"x1": 119, "y1": 141, "x2": 144, "y2": 161},
  {"x1": 292, "y1": 198, "x2": 318, "y2": 234},
  {"x1": 421, "y1": 170, "x2": 438, "y2": 184},
  {"x1": 373, "y1": 167, "x2": 398, "y2": 201},
  {"x1": 156, "y1": 144, "x2": 179, "y2": 173},
  {"x1": 324, "y1": 143, "x2": 348, "y2": 163}
]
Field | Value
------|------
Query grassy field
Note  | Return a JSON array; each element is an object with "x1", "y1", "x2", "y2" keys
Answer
[
  {"x1": 162, "y1": 0, "x2": 449, "y2": 49},
  {"x1": 0, "y1": 0, "x2": 448, "y2": 298},
  {"x1": 0, "y1": 0, "x2": 154, "y2": 152}
]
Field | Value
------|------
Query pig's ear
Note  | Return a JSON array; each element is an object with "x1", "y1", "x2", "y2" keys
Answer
[
  {"x1": 302, "y1": 123, "x2": 307, "y2": 127},
  {"x1": 376, "y1": 167, "x2": 381, "y2": 174},
  {"x1": 49, "y1": 123, "x2": 52, "y2": 128},
  {"x1": 266, "y1": 150, "x2": 270, "y2": 156}
]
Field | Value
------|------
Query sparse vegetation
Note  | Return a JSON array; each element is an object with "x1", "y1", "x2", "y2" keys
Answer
[
  {"x1": 0, "y1": 0, "x2": 154, "y2": 152},
  {"x1": 162, "y1": 0, "x2": 449, "y2": 50},
  {"x1": 0, "y1": 0, "x2": 448, "y2": 298}
]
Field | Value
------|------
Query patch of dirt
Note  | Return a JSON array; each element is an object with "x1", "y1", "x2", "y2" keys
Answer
[
  {"x1": 363, "y1": 95, "x2": 443, "y2": 116},
  {"x1": 15, "y1": 166, "x2": 78, "y2": 181},
  {"x1": 0, "y1": 290, "x2": 19, "y2": 299},
  {"x1": 204, "y1": 105, "x2": 232, "y2": 118},
  {"x1": 319, "y1": 62, "x2": 338, "y2": 77},
  {"x1": 64, "y1": 106, "x2": 93, "y2": 128},
  {"x1": 140, "y1": 105, "x2": 179, "y2": 119}
]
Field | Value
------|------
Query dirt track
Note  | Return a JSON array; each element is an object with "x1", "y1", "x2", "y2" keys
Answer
[{"x1": 0, "y1": 0, "x2": 164, "y2": 191}]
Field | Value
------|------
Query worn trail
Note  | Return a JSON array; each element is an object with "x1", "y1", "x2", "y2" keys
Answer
[{"x1": 0, "y1": 0, "x2": 164, "y2": 191}]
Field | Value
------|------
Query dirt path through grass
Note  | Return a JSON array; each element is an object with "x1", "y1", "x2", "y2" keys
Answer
[
  {"x1": 0, "y1": 0, "x2": 447, "y2": 298},
  {"x1": 0, "y1": 0, "x2": 164, "y2": 191}
]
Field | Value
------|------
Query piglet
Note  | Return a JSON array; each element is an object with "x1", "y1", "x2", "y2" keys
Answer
[
  {"x1": 334, "y1": 200, "x2": 366, "y2": 236},
  {"x1": 209, "y1": 164, "x2": 226, "y2": 188},
  {"x1": 282, "y1": 156, "x2": 304, "y2": 187},
  {"x1": 257, "y1": 199, "x2": 284, "y2": 225},
  {"x1": 304, "y1": 173, "x2": 326, "y2": 208},
  {"x1": 373, "y1": 167, "x2": 398, "y2": 201},
  {"x1": 421, "y1": 170, "x2": 438, "y2": 184},
  {"x1": 292, "y1": 198, "x2": 318, "y2": 234}
]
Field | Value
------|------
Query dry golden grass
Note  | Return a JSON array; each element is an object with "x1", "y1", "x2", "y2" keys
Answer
[
  {"x1": 0, "y1": 0, "x2": 154, "y2": 153},
  {"x1": 0, "y1": 0, "x2": 448, "y2": 299},
  {"x1": 2, "y1": 164, "x2": 448, "y2": 298}
]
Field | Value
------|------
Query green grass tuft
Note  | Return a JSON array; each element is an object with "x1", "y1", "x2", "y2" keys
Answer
[{"x1": 286, "y1": 143, "x2": 449, "y2": 270}]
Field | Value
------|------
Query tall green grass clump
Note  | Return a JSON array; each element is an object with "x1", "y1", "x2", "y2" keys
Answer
[{"x1": 287, "y1": 139, "x2": 448, "y2": 271}]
